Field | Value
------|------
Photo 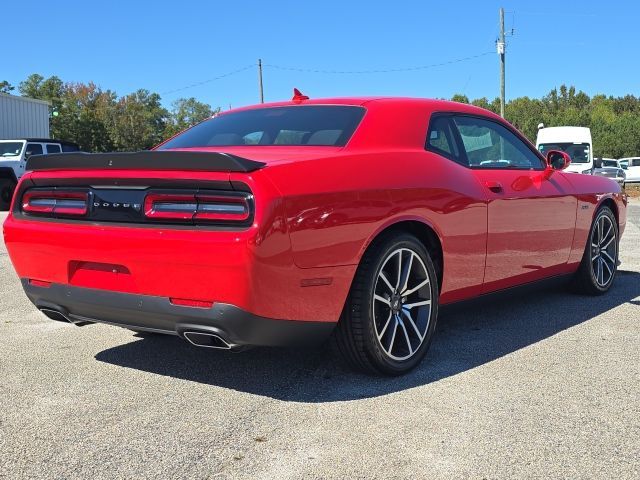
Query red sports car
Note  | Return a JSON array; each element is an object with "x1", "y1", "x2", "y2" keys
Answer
[{"x1": 4, "y1": 95, "x2": 627, "y2": 375}]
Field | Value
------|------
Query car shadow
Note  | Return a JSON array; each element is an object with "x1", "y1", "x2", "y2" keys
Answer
[{"x1": 95, "y1": 271, "x2": 640, "y2": 403}]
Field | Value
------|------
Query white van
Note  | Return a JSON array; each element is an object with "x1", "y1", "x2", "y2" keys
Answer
[
  {"x1": 536, "y1": 126, "x2": 593, "y2": 174},
  {"x1": 618, "y1": 157, "x2": 640, "y2": 183}
]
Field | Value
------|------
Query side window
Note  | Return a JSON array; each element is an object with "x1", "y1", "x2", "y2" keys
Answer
[
  {"x1": 25, "y1": 143, "x2": 43, "y2": 158},
  {"x1": 426, "y1": 116, "x2": 461, "y2": 163},
  {"x1": 452, "y1": 116, "x2": 544, "y2": 169},
  {"x1": 46, "y1": 144, "x2": 61, "y2": 154},
  {"x1": 633, "y1": 159, "x2": 640, "y2": 167}
]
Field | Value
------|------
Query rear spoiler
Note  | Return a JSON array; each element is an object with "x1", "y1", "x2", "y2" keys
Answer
[{"x1": 26, "y1": 151, "x2": 266, "y2": 173}]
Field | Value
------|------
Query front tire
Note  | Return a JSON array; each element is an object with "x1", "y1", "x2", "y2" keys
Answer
[
  {"x1": 573, "y1": 206, "x2": 618, "y2": 295},
  {"x1": 334, "y1": 232, "x2": 439, "y2": 375},
  {"x1": 0, "y1": 178, "x2": 16, "y2": 210}
]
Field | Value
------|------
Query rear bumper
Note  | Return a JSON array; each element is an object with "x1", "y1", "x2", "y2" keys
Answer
[{"x1": 22, "y1": 279, "x2": 336, "y2": 347}]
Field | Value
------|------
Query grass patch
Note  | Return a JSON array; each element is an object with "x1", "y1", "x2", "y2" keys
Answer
[{"x1": 625, "y1": 184, "x2": 640, "y2": 198}]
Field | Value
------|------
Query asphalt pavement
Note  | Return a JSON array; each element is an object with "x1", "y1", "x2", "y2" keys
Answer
[{"x1": 1, "y1": 203, "x2": 639, "y2": 479}]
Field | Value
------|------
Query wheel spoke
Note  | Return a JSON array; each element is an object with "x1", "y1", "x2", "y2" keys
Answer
[
  {"x1": 598, "y1": 258, "x2": 604, "y2": 285},
  {"x1": 601, "y1": 235, "x2": 615, "y2": 250},
  {"x1": 601, "y1": 223, "x2": 612, "y2": 246},
  {"x1": 374, "y1": 294, "x2": 390, "y2": 306},
  {"x1": 379, "y1": 271, "x2": 395, "y2": 293},
  {"x1": 601, "y1": 250, "x2": 615, "y2": 266},
  {"x1": 377, "y1": 311, "x2": 393, "y2": 339},
  {"x1": 398, "y1": 318, "x2": 413, "y2": 355},
  {"x1": 386, "y1": 317, "x2": 399, "y2": 354},
  {"x1": 598, "y1": 217, "x2": 604, "y2": 244},
  {"x1": 395, "y1": 251, "x2": 403, "y2": 290},
  {"x1": 402, "y1": 309, "x2": 424, "y2": 342},
  {"x1": 403, "y1": 300, "x2": 431, "y2": 309},
  {"x1": 403, "y1": 278, "x2": 429, "y2": 296},
  {"x1": 602, "y1": 257, "x2": 613, "y2": 277},
  {"x1": 399, "y1": 253, "x2": 414, "y2": 293}
]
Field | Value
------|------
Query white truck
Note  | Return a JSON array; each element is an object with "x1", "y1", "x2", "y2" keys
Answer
[
  {"x1": 0, "y1": 138, "x2": 79, "y2": 209},
  {"x1": 535, "y1": 125, "x2": 593, "y2": 174}
]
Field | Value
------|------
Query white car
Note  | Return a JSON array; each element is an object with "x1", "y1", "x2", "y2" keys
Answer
[
  {"x1": 592, "y1": 158, "x2": 626, "y2": 187},
  {"x1": 619, "y1": 157, "x2": 640, "y2": 183},
  {"x1": 600, "y1": 158, "x2": 621, "y2": 168}
]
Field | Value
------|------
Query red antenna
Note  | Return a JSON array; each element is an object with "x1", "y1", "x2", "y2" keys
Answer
[{"x1": 292, "y1": 88, "x2": 309, "y2": 103}]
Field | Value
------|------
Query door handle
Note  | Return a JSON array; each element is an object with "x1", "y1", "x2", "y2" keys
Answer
[{"x1": 484, "y1": 181, "x2": 503, "y2": 193}]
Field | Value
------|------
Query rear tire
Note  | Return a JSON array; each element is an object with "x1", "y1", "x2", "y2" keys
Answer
[
  {"x1": 334, "y1": 232, "x2": 439, "y2": 375},
  {"x1": 0, "y1": 178, "x2": 16, "y2": 210},
  {"x1": 572, "y1": 206, "x2": 618, "y2": 295}
]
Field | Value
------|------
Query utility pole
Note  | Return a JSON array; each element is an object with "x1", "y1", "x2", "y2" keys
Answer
[
  {"x1": 258, "y1": 59, "x2": 264, "y2": 103},
  {"x1": 498, "y1": 7, "x2": 506, "y2": 118}
]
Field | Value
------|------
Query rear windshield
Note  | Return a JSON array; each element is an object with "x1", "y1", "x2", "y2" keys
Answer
[{"x1": 159, "y1": 106, "x2": 365, "y2": 149}]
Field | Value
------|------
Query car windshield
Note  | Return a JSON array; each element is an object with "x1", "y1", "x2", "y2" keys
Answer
[
  {"x1": 159, "y1": 106, "x2": 365, "y2": 149},
  {"x1": 538, "y1": 142, "x2": 590, "y2": 163},
  {"x1": 0, "y1": 142, "x2": 23, "y2": 157},
  {"x1": 602, "y1": 160, "x2": 618, "y2": 167}
]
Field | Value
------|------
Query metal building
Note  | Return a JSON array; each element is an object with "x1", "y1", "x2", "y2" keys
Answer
[{"x1": 0, "y1": 93, "x2": 50, "y2": 139}]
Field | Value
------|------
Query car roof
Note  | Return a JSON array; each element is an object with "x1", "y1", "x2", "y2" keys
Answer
[
  {"x1": 176, "y1": 96, "x2": 510, "y2": 152},
  {"x1": 224, "y1": 96, "x2": 499, "y2": 117},
  {"x1": 21, "y1": 138, "x2": 79, "y2": 146}
]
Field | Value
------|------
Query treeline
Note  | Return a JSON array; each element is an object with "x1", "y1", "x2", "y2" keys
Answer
[
  {"x1": 451, "y1": 85, "x2": 640, "y2": 158},
  {"x1": 1, "y1": 75, "x2": 218, "y2": 151},
  {"x1": 3, "y1": 76, "x2": 639, "y2": 158}
]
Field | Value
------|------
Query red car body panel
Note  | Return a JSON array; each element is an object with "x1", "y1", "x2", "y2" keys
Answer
[{"x1": 3, "y1": 97, "x2": 627, "y2": 340}]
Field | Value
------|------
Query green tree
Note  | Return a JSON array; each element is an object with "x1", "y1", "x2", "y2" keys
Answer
[
  {"x1": 451, "y1": 94, "x2": 469, "y2": 104},
  {"x1": 60, "y1": 83, "x2": 118, "y2": 152},
  {"x1": 0, "y1": 80, "x2": 14, "y2": 94},
  {"x1": 110, "y1": 89, "x2": 169, "y2": 150},
  {"x1": 165, "y1": 97, "x2": 218, "y2": 138}
]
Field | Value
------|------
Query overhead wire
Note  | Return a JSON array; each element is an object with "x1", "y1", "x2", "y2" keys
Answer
[
  {"x1": 263, "y1": 51, "x2": 494, "y2": 75},
  {"x1": 159, "y1": 50, "x2": 495, "y2": 96},
  {"x1": 161, "y1": 65, "x2": 254, "y2": 95}
]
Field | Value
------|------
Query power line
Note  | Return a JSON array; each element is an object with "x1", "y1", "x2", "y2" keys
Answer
[
  {"x1": 263, "y1": 51, "x2": 494, "y2": 75},
  {"x1": 161, "y1": 65, "x2": 254, "y2": 96}
]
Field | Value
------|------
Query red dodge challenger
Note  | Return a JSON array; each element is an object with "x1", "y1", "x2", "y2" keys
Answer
[{"x1": 4, "y1": 95, "x2": 627, "y2": 375}]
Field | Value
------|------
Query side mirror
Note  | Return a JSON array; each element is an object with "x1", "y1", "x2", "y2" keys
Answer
[
  {"x1": 24, "y1": 150, "x2": 34, "y2": 159},
  {"x1": 546, "y1": 150, "x2": 571, "y2": 170}
]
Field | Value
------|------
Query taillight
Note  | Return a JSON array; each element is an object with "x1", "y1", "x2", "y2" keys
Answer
[
  {"x1": 22, "y1": 189, "x2": 88, "y2": 216},
  {"x1": 144, "y1": 191, "x2": 251, "y2": 224},
  {"x1": 143, "y1": 193, "x2": 197, "y2": 220},
  {"x1": 194, "y1": 194, "x2": 250, "y2": 222}
]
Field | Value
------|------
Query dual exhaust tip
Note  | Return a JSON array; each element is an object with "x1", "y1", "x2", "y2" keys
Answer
[
  {"x1": 182, "y1": 331, "x2": 233, "y2": 350},
  {"x1": 39, "y1": 308, "x2": 92, "y2": 326},
  {"x1": 39, "y1": 307, "x2": 236, "y2": 350}
]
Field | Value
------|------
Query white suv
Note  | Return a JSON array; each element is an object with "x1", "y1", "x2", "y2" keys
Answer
[{"x1": 0, "y1": 138, "x2": 79, "y2": 209}]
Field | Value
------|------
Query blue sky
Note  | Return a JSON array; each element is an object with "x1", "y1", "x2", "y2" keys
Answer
[{"x1": 5, "y1": 0, "x2": 638, "y2": 109}]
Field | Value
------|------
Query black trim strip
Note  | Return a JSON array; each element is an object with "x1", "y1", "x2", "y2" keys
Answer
[
  {"x1": 23, "y1": 280, "x2": 336, "y2": 347},
  {"x1": 26, "y1": 151, "x2": 266, "y2": 173}
]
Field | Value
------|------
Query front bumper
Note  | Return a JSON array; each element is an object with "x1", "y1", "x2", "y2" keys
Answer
[{"x1": 23, "y1": 280, "x2": 336, "y2": 347}]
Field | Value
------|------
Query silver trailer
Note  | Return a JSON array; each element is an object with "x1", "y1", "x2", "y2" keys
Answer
[{"x1": 0, "y1": 93, "x2": 50, "y2": 139}]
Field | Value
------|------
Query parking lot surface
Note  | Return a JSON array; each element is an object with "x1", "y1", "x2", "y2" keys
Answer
[{"x1": 1, "y1": 203, "x2": 639, "y2": 479}]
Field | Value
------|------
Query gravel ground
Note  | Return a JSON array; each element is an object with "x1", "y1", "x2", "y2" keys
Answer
[{"x1": 1, "y1": 203, "x2": 639, "y2": 480}]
